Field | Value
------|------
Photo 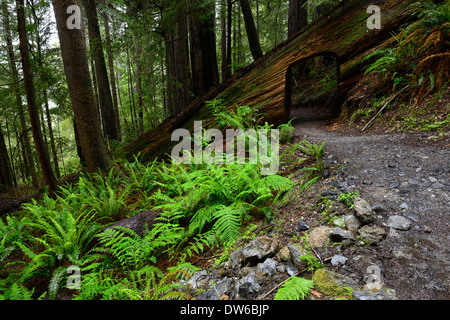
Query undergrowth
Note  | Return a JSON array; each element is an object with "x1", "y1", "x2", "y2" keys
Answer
[{"x1": 0, "y1": 102, "x2": 328, "y2": 300}]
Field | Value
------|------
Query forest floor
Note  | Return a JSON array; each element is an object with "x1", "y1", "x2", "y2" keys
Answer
[{"x1": 290, "y1": 113, "x2": 449, "y2": 299}]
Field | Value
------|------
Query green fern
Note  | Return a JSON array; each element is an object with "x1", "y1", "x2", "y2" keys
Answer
[{"x1": 274, "y1": 277, "x2": 314, "y2": 300}]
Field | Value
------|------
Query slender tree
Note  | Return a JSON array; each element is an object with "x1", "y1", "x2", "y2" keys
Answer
[
  {"x1": 1, "y1": 0, "x2": 38, "y2": 187},
  {"x1": 0, "y1": 126, "x2": 14, "y2": 191},
  {"x1": 16, "y1": 0, "x2": 57, "y2": 197},
  {"x1": 239, "y1": 0, "x2": 263, "y2": 60},
  {"x1": 51, "y1": 0, "x2": 114, "y2": 173},
  {"x1": 83, "y1": 0, "x2": 118, "y2": 141}
]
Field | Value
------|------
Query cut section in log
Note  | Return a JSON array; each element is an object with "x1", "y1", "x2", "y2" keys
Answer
[{"x1": 120, "y1": 0, "x2": 418, "y2": 164}]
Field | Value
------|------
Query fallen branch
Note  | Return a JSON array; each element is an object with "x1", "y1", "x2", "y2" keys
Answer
[
  {"x1": 260, "y1": 268, "x2": 308, "y2": 300},
  {"x1": 362, "y1": 85, "x2": 409, "y2": 132}
]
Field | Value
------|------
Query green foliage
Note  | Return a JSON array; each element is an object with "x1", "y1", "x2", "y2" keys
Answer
[
  {"x1": 209, "y1": 100, "x2": 263, "y2": 130},
  {"x1": 152, "y1": 161, "x2": 294, "y2": 251},
  {"x1": 338, "y1": 191, "x2": 359, "y2": 209},
  {"x1": 364, "y1": 1, "x2": 449, "y2": 96},
  {"x1": 274, "y1": 277, "x2": 314, "y2": 300},
  {"x1": 277, "y1": 118, "x2": 296, "y2": 143}
]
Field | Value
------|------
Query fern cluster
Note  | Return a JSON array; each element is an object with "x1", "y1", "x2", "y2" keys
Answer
[
  {"x1": 274, "y1": 277, "x2": 314, "y2": 300},
  {"x1": 364, "y1": 1, "x2": 449, "y2": 102}
]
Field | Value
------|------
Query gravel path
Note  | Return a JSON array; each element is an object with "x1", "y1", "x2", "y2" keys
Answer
[{"x1": 293, "y1": 119, "x2": 450, "y2": 300}]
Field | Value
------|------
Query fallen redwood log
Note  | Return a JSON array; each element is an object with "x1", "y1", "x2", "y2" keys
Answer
[{"x1": 120, "y1": 0, "x2": 418, "y2": 164}]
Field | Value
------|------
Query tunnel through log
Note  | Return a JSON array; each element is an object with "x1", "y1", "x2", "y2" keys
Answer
[{"x1": 285, "y1": 51, "x2": 343, "y2": 120}]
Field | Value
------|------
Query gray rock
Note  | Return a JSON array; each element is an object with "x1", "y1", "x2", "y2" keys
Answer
[
  {"x1": 431, "y1": 182, "x2": 445, "y2": 189},
  {"x1": 353, "y1": 197, "x2": 376, "y2": 224},
  {"x1": 428, "y1": 176, "x2": 438, "y2": 183},
  {"x1": 331, "y1": 255, "x2": 348, "y2": 267},
  {"x1": 288, "y1": 244, "x2": 307, "y2": 269},
  {"x1": 238, "y1": 274, "x2": 260, "y2": 297},
  {"x1": 286, "y1": 262, "x2": 299, "y2": 276},
  {"x1": 241, "y1": 236, "x2": 278, "y2": 265},
  {"x1": 197, "y1": 277, "x2": 233, "y2": 300},
  {"x1": 358, "y1": 225, "x2": 387, "y2": 245},
  {"x1": 103, "y1": 210, "x2": 157, "y2": 236},
  {"x1": 256, "y1": 258, "x2": 278, "y2": 276},
  {"x1": 387, "y1": 215, "x2": 412, "y2": 231},
  {"x1": 296, "y1": 220, "x2": 310, "y2": 231},
  {"x1": 187, "y1": 270, "x2": 208, "y2": 290},
  {"x1": 330, "y1": 227, "x2": 356, "y2": 242},
  {"x1": 352, "y1": 289, "x2": 397, "y2": 300},
  {"x1": 344, "y1": 214, "x2": 361, "y2": 232}
]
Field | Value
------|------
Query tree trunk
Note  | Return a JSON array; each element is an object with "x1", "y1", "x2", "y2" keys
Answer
[
  {"x1": 1, "y1": 0, "x2": 38, "y2": 187},
  {"x1": 103, "y1": 12, "x2": 121, "y2": 141},
  {"x1": 83, "y1": 0, "x2": 118, "y2": 142},
  {"x1": 16, "y1": 0, "x2": 57, "y2": 197},
  {"x1": 0, "y1": 126, "x2": 14, "y2": 191},
  {"x1": 239, "y1": 0, "x2": 263, "y2": 60},
  {"x1": 135, "y1": 40, "x2": 144, "y2": 135},
  {"x1": 165, "y1": 2, "x2": 190, "y2": 115},
  {"x1": 51, "y1": 0, "x2": 114, "y2": 173},
  {"x1": 189, "y1": 0, "x2": 220, "y2": 98},
  {"x1": 288, "y1": 0, "x2": 307, "y2": 37}
]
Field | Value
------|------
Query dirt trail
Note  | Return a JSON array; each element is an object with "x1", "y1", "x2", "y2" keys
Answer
[{"x1": 292, "y1": 118, "x2": 450, "y2": 300}]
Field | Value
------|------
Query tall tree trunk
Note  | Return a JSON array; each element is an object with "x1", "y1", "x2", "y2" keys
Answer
[
  {"x1": 83, "y1": 0, "x2": 118, "y2": 142},
  {"x1": 43, "y1": 90, "x2": 60, "y2": 177},
  {"x1": 103, "y1": 12, "x2": 121, "y2": 141},
  {"x1": 135, "y1": 40, "x2": 144, "y2": 135},
  {"x1": 0, "y1": 126, "x2": 14, "y2": 191},
  {"x1": 288, "y1": 0, "x2": 307, "y2": 37},
  {"x1": 188, "y1": 0, "x2": 220, "y2": 98},
  {"x1": 16, "y1": 0, "x2": 57, "y2": 197},
  {"x1": 51, "y1": 0, "x2": 114, "y2": 173},
  {"x1": 1, "y1": 0, "x2": 38, "y2": 187},
  {"x1": 239, "y1": 0, "x2": 263, "y2": 60},
  {"x1": 165, "y1": 2, "x2": 190, "y2": 115}
]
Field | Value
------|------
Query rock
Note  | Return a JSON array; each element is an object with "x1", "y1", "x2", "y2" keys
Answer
[
  {"x1": 362, "y1": 179, "x2": 373, "y2": 185},
  {"x1": 358, "y1": 225, "x2": 387, "y2": 245},
  {"x1": 102, "y1": 210, "x2": 158, "y2": 236},
  {"x1": 187, "y1": 270, "x2": 208, "y2": 291},
  {"x1": 278, "y1": 246, "x2": 291, "y2": 261},
  {"x1": 286, "y1": 262, "x2": 299, "y2": 276},
  {"x1": 372, "y1": 204, "x2": 386, "y2": 213},
  {"x1": 296, "y1": 220, "x2": 310, "y2": 231},
  {"x1": 197, "y1": 277, "x2": 233, "y2": 300},
  {"x1": 307, "y1": 226, "x2": 332, "y2": 248},
  {"x1": 387, "y1": 215, "x2": 412, "y2": 231},
  {"x1": 352, "y1": 288, "x2": 397, "y2": 300},
  {"x1": 330, "y1": 227, "x2": 356, "y2": 243},
  {"x1": 256, "y1": 258, "x2": 278, "y2": 276},
  {"x1": 312, "y1": 269, "x2": 359, "y2": 297},
  {"x1": 399, "y1": 202, "x2": 409, "y2": 210},
  {"x1": 241, "y1": 236, "x2": 278, "y2": 265},
  {"x1": 353, "y1": 197, "x2": 376, "y2": 224},
  {"x1": 428, "y1": 176, "x2": 438, "y2": 183},
  {"x1": 344, "y1": 214, "x2": 361, "y2": 232},
  {"x1": 238, "y1": 274, "x2": 260, "y2": 298},
  {"x1": 333, "y1": 216, "x2": 345, "y2": 228},
  {"x1": 431, "y1": 182, "x2": 445, "y2": 189},
  {"x1": 288, "y1": 244, "x2": 308, "y2": 269},
  {"x1": 331, "y1": 255, "x2": 348, "y2": 267},
  {"x1": 228, "y1": 249, "x2": 244, "y2": 271}
]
